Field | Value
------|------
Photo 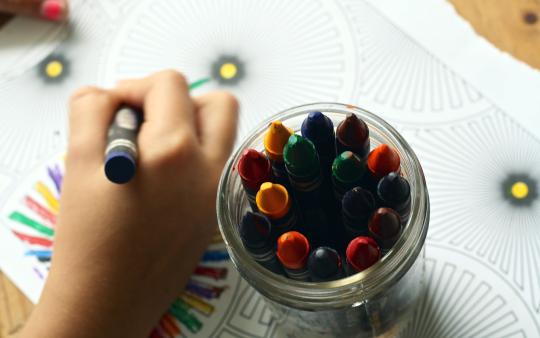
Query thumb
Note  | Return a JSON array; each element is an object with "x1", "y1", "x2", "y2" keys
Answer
[{"x1": 0, "y1": 0, "x2": 68, "y2": 21}]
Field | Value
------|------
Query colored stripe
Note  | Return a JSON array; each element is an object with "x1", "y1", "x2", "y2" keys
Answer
[
  {"x1": 159, "y1": 317, "x2": 175, "y2": 338},
  {"x1": 149, "y1": 328, "x2": 162, "y2": 338},
  {"x1": 47, "y1": 164, "x2": 63, "y2": 195},
  {"x1": 24, "y1": 196, "x2": 56, "y2": 226},
  {"x1": 186, "y1": 279, "x2": 227, "y2": 300},
  {"x1": 180, "y1": 292, "x2": 215, "y2": 316},
  {"x1": 35, "y1": 182, "x2": 59, "y2": 214},
  {"x1": 11, "y1": 229, "x2": 53, "y2": 247},
  {"x1": 33, "y1": 267, "x2": 44, "y2": 280},
  {"x1": 162, "y1": 314, "x2": 181, "y2": 336},
  {"x1": 9, "y1": 212, "x2": 54, "y2": 237},
  {"x1": 189, "y1": 78, "x2": 211, "y2": 90},
  {"x1": 201, "y1": 250, "x2": 229, "y2": 262},
  {"x1": 193, "y1": 266, "x2": 227, "y2": 280},
  {"x1": 25, "y1": 250, "x2": 52, "y2": 259},
  {"x1": 169, "y1": 300, "x2": 202, "y2": 333}
]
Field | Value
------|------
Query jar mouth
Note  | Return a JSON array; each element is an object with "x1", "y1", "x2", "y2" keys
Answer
[{"x1": 217, "y1": 102, "x2": 430, "y2": 309}]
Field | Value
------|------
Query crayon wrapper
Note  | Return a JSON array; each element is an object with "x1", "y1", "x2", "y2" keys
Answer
[{"x1": 105, "y1": 107, "x2": 141, "y2": 158}]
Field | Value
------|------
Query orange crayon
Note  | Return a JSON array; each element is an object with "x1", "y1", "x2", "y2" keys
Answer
[{"x1": 276, "y1": 231, "x2": 311, "y2": 281}]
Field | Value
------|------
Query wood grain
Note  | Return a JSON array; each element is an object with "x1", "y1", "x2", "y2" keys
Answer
[
  {"x1": 449, "y1": 0, "x2": 540, "y2": 69},
  {"x1": 0, "y1": 1, "x2": 539, "y2": 337}
]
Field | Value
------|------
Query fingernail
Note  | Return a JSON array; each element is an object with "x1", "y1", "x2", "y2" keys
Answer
[{"x1": 40, "y1": 0, "x2": 66, "y2": 21}]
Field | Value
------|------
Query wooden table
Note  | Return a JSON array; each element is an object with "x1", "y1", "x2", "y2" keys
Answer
[{"x1": 0, "y1": 1, "x2": 539, "y2": 336}]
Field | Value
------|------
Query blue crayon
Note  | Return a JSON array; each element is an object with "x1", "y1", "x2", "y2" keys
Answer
[
  {"x1": 239, "y1": 212, "x2": 285, "y2": 275},
  {"x1": 104, "y1": 106, "x2": 142, "y2": 184},
  {"x1": 377, "y1": 172, "x2": 411, "y2": 224},
  {"x1": 301, "y1": 111, "x2": 336, "y2": 178},
  {"x1": 308, "y1": 246, "x2": 343, "y2": 282}
]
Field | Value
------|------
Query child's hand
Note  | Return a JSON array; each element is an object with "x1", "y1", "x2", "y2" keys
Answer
[
  {"x1": 21, "y1": 70, "x2": 239, "y2": 338},
  {"x1": 0, "y1": 0, "x2": 68, "y2": 21}
]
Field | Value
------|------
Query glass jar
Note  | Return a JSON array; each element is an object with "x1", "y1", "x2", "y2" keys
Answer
[{"x1": 217, "y1": 103, "x2": 430, "y2": 337}]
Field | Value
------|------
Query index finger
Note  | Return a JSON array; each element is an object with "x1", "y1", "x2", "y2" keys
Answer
[{"x1": 113, "y1": 70, "x2": 196, "y2": 134}]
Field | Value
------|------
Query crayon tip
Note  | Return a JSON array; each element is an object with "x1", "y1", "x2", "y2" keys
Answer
[
  {"x1": 342, "y1": 187, "x2": 376, "y2": 217},
  {"x1": 367, "y1": 144, "x2": 400, "y2": 179},
  {"x1": 346, "y1": 236, "x2": 381, "y2": 273},
  {"x1": 239, "y1": 212, "x2": 272, "y2": 249},
  {"x1": 276, "y1": 231, "x2": 310, "y2": 270},
  {"x1": 104, "y1": 151, "x2": 136, "y2": 184},
  {"x1": 368, "y1": 208, "x2": 402, "y2": 242},
  {"x1": 264, "y1": 121, "x2": 293, "y2": 161},
  {"x1": 377, "y1": 172, "x2": 410, "y2": 204},
  {"x1": 238, "y1": 149, "x2": 271, "y2": 190},
  {"x1": 283, "y1": 135, "x2": 319, "y2": 176},
  {"x1": 336, "y1": 113, "x2": 369, "y2": 152},
  {"x1": 308, "y1": 247, "x2": 342, "y2": 281},
  {"x1": 256, "y1": 182, "x2": 291, "y2": 219},
  {"x1": 332, "y1": 151, "x2": 366, "y2": 184},
  {"x1": 301, "y1": 111, "x2": 334, "y2": 142}
]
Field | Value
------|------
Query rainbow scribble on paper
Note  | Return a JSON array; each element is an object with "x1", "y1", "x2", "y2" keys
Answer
[{"x1": 4, "y1": 158, "x2": 231, "y2": 338}]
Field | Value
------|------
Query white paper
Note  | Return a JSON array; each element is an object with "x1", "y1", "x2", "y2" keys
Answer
[
  {"x1": 366, "y1": 0, "x2": 540, "y2": 140},
  {"x1": 1, "y1": 0, "x2": 539, "y2": 336}
]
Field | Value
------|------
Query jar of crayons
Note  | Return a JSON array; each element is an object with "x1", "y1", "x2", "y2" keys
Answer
[{"x1": 217, "y1": 103, "x2": 429, "y2": 337}]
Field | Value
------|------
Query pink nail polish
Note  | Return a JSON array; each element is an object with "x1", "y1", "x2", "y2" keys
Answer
[{"x1": 41, "y1": 0, "x2": 65, "y2": 21}]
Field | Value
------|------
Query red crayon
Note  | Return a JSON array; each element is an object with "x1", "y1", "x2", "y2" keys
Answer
[
  {"x1": 368, "y1": 208, "x2": 402, "y2": 254},
  {"x1": 345, "y1": 236, "x2": 381, "y2": 274},
  {"x1": 238, "y1": 149, "x2": 272, "y2": 211},
  {"x1": 276, "y1": 231, "x2": 311, "y2": 281}
]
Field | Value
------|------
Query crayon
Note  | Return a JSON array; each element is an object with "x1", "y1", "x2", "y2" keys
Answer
[
  {"x1": 307, "y1": 246, "x2": 343, "y2": 282},
  {"x1": 283, "y1": 135, "x2": 330, "y2": 244},
  {"x1": 180, "y1": 292, "x2": 215, "y2": 316},
  {"x1": 104, "y1": 106, "x2": 142, "y2": 184},
  {"x1": 186, "y1": 279, "x2": 227, "y2": 300},
  {"x1": 201, "y1": 249, "x2": 230, "y2": 262},
  {"x1": 368, "y1": 208, "x2": 402, "y2": 254},
  {"x1": 264, "y1": 121, "x2": 293, "y2": 186},
  {"x1": 377, "y1": 172, "x2": 411, "y2": 224},
  {"x1": 170, "y1": 300, "x2": 203, "y2": 333},
  {"x1": 276, "y1": 231, "x2": 311, "y2": 281},
  {"x1": 331, "y1": 151, "x2": 366, "y2": 201},
  {"x1": 341, "y1": 187, "x2": 377, "y2": 240},
  {"x1": 345, "y1": 236, "x2": 381, "y2": 275},
  {"x1": 237, "y1": 148, "x2": 272, "y2": 211},
  {"x1": 336, "y1": 113, "x2": 370, "y2": 159},
  {"x1": 256, "y1": 182, "x2": 298, "y2": 237},
  {"x1": 193, "y1": 266, "x2": 228, "y2": 280},
  {"x1": 367, "y1": 144, "x2": 400, "y2": 180},
  {"x1": 239, "y1": 212, "x2": 285, "y2": 274},
  {"x1": 301, "y1": 111, "x2": 336, "y2": 177}
]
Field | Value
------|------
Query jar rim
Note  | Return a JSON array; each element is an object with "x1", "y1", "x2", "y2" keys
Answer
[{"x1": 217, "y1": 102, "x2": 429, "y2": 309}]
